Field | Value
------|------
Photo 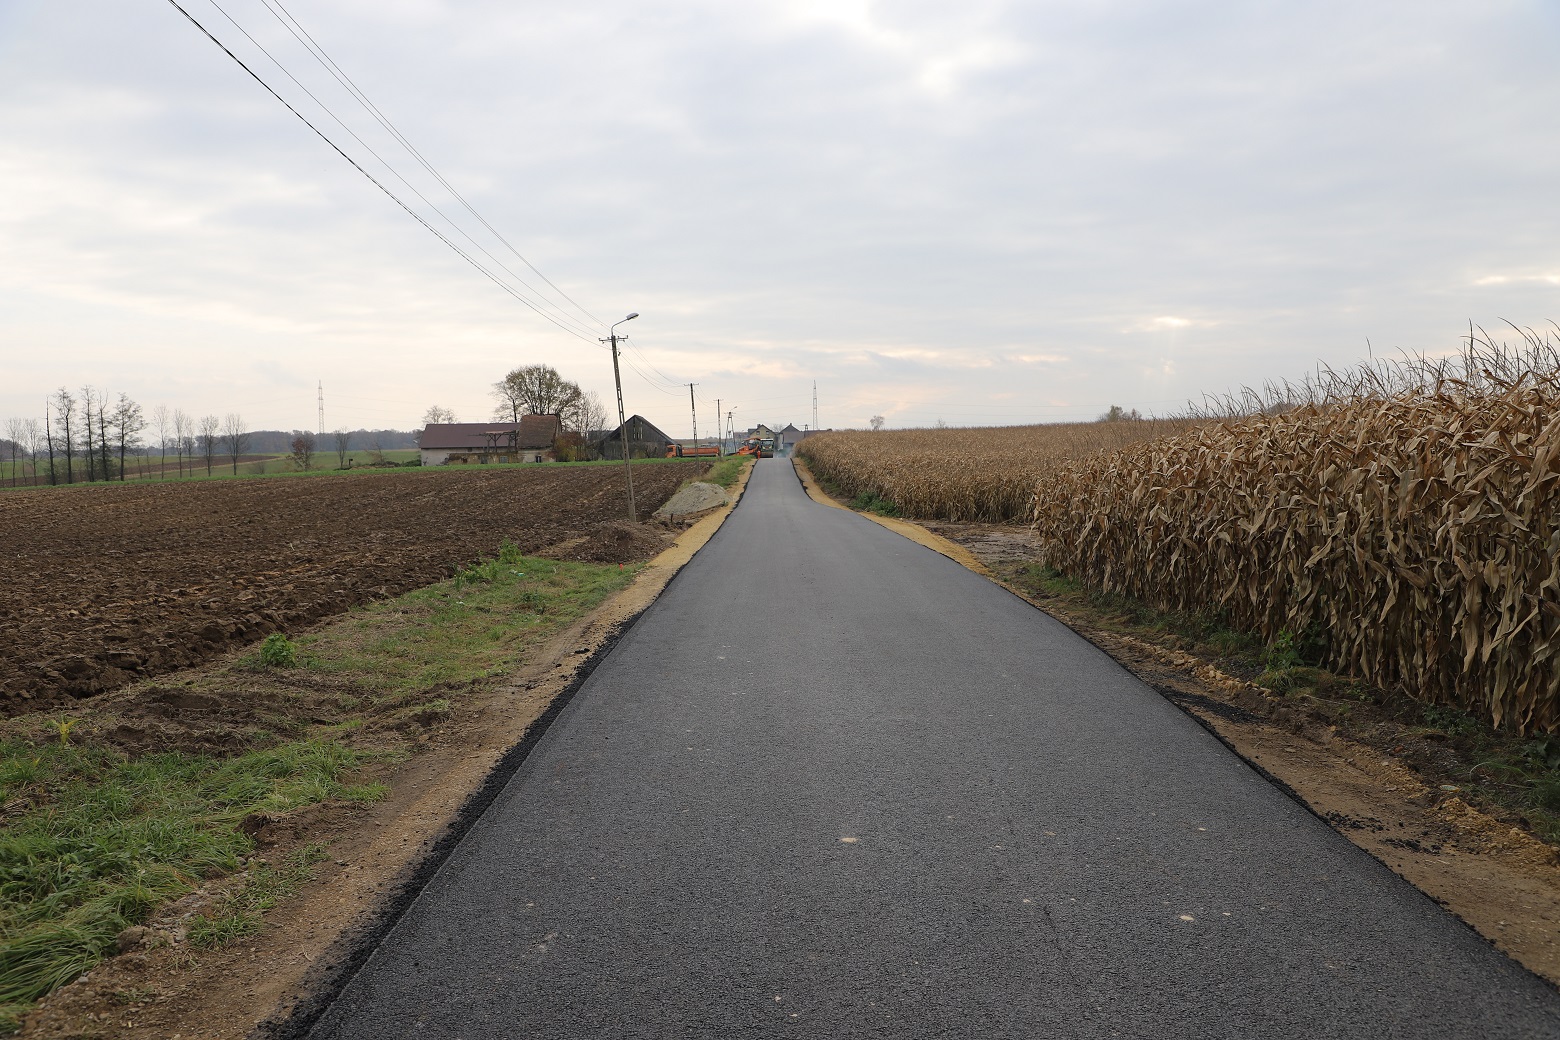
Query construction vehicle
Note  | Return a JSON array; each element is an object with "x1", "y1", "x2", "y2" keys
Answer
[
  {"x1": 664, "y1": 443, "x2": 723, "y2": 459},
  {"x1": 736, "y1": 436, "x2": 774, "y2": 459}
]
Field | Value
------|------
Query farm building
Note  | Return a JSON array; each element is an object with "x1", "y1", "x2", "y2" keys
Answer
[
  {"x1": 775, "y1": 424, "x2": 829, "y2": 454},
  {"x1": 418, "y1": 416, "x2": 562, "y2": 466},
  {"x1": 592, "y1": 415, "x2": 675, "y2": 460}
]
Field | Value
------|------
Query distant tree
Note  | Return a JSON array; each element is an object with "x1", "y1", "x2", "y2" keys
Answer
[
  {"x1": 51, "y1": 388, "x2": 76, "y2": 484},
  {"x1": 119, "y1": 402, "x2": 145, "y2": 480},
  {"x1": 197, "y1": 414, "x2": 220, "y2": 476},
  {"x1": 20, "y1": 418, "x2": 42, "y2": 486},
  {"x1": 934, "y1": 418, "x2": 948, "y2": 429},
  {"x1": 571, "y1": 390, "x2": 607, "y2": 434},
  {"x1": 870, "y1": 415, "x2": 885, "y2": 431},
  {"x1": 3, "y1": 419, "x2": 22, "y2": 487},
  {"x1": 552, "y1": 430, "x2": 588, "y2": 462},
  {"x1": 1098, "y1": 405, "x2": 1143, "y2": 422},
  {"x1": 80, "y1": 386, "x2": 98, "y2": 482},
  {"x1": 333, "y1": 428, "x2": 352, "y2": 469},
  {"x1": 222, "y1": 413, "x2": 250, "y2": 474},
  {"x1": 290, "y1": 432, "x2": 316, "y2": 471},
  {"x1": 173, "y1": 410, "x2": 193, "y2": 478},
  {"x1": 151, "y1": 404, "x2": 171, "y2": 479},
  {"x1": 422, "y1": 405, "x2": 457, "y2": 424},
  {"x1": 492, "y1": 364, "x2": 581, "y2": 424},
  {"x1": 95, "y1": 394, "x2": 113, "y2": 482}
]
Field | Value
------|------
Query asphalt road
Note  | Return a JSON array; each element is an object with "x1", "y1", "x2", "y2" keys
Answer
[{"x1": 307, "y1": 458, "x2": 1560, "y2": 1039}]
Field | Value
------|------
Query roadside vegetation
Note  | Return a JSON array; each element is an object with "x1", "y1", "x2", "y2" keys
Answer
[
  {"x1": 700, "y1": 454, "x2": 749, "y2": 489},
  {"x1": 0, "y1": 543, "x2": 640, "y2": 1030}
]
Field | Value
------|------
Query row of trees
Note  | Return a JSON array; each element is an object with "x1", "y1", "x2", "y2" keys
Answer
[{"x1": 1, "y1": 387, "x2": 251, "y2": 487}]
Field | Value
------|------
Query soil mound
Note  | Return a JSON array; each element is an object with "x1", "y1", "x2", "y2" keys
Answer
[
  {"x1": 547, "y1": 521, "x2": 670, "y2": 564},
  {"x1": 653, "y1": 481, "x2": 727, "y2": 518}
]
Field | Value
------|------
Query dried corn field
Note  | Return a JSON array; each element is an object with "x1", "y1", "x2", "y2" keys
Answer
[{"x1": 797, "y1": 419, "x2": 1197, "y2": 523}]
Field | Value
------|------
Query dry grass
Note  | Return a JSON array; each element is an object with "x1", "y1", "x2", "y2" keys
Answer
[{"x1": 797, "y1": 419, "x2": 1197, "y2": 523}]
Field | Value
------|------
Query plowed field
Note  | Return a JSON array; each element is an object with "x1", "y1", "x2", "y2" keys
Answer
[{"x1": 0, "y1": 464, "x2": 703, "y2": 712}]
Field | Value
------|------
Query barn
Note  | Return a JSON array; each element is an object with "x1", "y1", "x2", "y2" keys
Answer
[{"x1": 418, "y1": 416, "x2": 562, "y2": 466}]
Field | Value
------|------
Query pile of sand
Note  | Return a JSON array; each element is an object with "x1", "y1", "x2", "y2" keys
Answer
[{"x1": 653, "y1": 481, "x2": 727, "y2": 519}]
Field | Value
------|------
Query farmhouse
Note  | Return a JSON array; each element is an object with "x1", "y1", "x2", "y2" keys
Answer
[
  {"x1": 592, "y1": 415, "x2": 675, "y2": 460},
  {"x1": 419, "y1": 416, "x2": 562, "y2": 466}
]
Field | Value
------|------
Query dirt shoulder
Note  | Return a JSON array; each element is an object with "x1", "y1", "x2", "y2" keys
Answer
[
  {"x1": 791, "y1": 459, "x2": 1560, "y2": 988},
  {"x1": 18, "y1": 466, "x2": 752, "y2": 1039}
]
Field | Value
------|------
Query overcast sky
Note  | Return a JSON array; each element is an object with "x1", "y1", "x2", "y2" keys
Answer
[{"x1": 2, "y1": 0, "x2": 1557, "y2": 436}]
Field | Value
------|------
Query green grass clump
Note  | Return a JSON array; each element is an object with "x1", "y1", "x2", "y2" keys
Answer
[
  {"x1": 258, "y1": 633, "x2": 298, "y2": 669},
  {"x1": 0, "y1": 738, "x2": 364, "y2": 1008},
  {"x1": 849, "y1": 490, "x2": 900, "y2": 517},
  {"x1": 188, "y1": 843, "x2": 331, "y2": 949},
  {"x1": 702, "y1": 455, "x2": 748, "y2": 489}
]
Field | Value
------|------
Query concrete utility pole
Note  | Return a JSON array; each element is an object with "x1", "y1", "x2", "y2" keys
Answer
[
  {"x1": 813, "y1": 380, "x2": 818, "y2": 432},
  {"x1": 714, "y1": 398, "x2": 721, "y2": 454},
  {"x1": 317, "y1": 381, "x2": 325, "y2": 438},
  {"x1": 602, "y1": 313, "x2": 639, "y2": 521},
  {"x1": 688, "y1": 384, "x2": 700, "y2": 458}
]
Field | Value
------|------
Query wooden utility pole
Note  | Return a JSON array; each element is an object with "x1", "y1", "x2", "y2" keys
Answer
[
  {"x1": 602, "y1": 313, "x2": 639, "y2": 521},
  {"x1": 688, "y1": 383, "x2": 700, "y2": 458}
]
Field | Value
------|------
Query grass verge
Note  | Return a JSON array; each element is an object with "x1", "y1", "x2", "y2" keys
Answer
[
  {"x1": 0, "y1": 542, "x2": 640, "y2": 1029},
  {"x1": 1005, "y1": 561, "x2": 1560, "y2": 845},
  {"x1": 701, "y1": 455, "x2": 749, "y2": 489}
]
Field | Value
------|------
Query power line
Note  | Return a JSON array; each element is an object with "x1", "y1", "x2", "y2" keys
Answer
[
  {"x1": 255, "y1": 0, "x2": 605, "y2": 333},
  {"x1": 198, "y1": 0, "x2": 599, "y2": 340},
  {"x1": 165, "y1": 0, "x2": 601, "y2": 343}
]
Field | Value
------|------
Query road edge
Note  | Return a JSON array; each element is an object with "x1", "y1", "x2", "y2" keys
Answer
[{"x1": 260, "y1": 460, "x2": 756, "y2": 1039}]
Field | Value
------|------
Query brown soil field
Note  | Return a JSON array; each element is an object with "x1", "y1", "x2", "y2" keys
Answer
[{"x1": 0, "y1": 464, "x2": 703, "y2": 713}]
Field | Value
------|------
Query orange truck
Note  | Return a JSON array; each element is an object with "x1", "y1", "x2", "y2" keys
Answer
[{"x1": 664, "y1": 443, "x2": 724, "y2": 458}]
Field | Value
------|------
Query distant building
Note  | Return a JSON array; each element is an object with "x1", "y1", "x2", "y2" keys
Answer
[
  {"x1": 592, "y1": 415, "x2": 676, "y2": 460},
  {"x1": 418, "y1": 416, "x2": 561, "y2": 466}
]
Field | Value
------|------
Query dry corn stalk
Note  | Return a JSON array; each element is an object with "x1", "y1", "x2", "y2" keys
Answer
[
  {"x1": 798, "y1": 420, "x2": 1195, "y2": 523},
  {"x1": 1031, "y1": 367, "x2": 1560, "y2": 733}
]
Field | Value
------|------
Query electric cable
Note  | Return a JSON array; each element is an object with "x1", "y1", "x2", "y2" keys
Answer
[
  {"x1": 199, "y1": 0, "x2": 599, "y2": 340},
  {"x1": 165, "y1": 0, "x2": 600, "y2": 343},
  {"x1": 255, "y1": 0, "x2": 606, "y2": 332}
]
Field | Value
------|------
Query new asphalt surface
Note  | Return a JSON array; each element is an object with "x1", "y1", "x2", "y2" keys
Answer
[{"x1": 306, "y1": 458, "x2": 1560, "y2": 1039}]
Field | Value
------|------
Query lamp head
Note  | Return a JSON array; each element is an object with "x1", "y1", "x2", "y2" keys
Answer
[{"x1": 625, "y1": 312, "x2": 639, "y2": 321}]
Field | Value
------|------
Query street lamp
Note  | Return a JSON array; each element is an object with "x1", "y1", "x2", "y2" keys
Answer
[{"x1": 604, "y1": 313, "x2": 639, "y2": 521}]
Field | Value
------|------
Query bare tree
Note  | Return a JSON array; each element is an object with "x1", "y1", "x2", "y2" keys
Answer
[
  {"x1": 333, "y1": 428, "x2": 352, "y2": 469},
  {"x1": 96, "y1": 394, "x2": 113, "y2": 481},
  {"x1": 20, "y1": 418, "x2": 42, "y2": 486},
  {"x1": 290, "y1": 431, "x2": 316, "y2": 470},
  {"x1": 221, "y1": 413, "x2": 250, "y2": 475},
  {"x1": 571, "y1": 390, "x2": 607, "y2": 434},
  {"x1": 198, "y1": 414, "x2": 220, "y2": 475},
  {"x1": 151, "y1": 404, "x2": 171, "y2": 479},
  {"x1": 51, "y1": 388, "x2": 76, "y2": 484},
  {"x1": 870, "y1": 415, "x2": 885, "y2": 431},
  {"x1": 492, "y1": 365, "x2": 581, "y2": 423},
  {"x1": 173, "y1": 410, "x2": 192, "y2": 478},
  {"x1": 80, "y1": 386, "x2": 98, "y2": 482},
  {"x1": 112, "y1": 394, "x2": 145, "y2": 481},
  {"x1": 3, "y1": 419, "x2": 23, "y2": 487},
  {"x1": 422, "y1": 405, "x2": 457, "y2": 424}
]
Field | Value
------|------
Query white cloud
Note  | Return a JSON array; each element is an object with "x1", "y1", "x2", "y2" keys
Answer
[{"x1": 0, "y1": 0, "x2": 1557, "y2": 435}]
